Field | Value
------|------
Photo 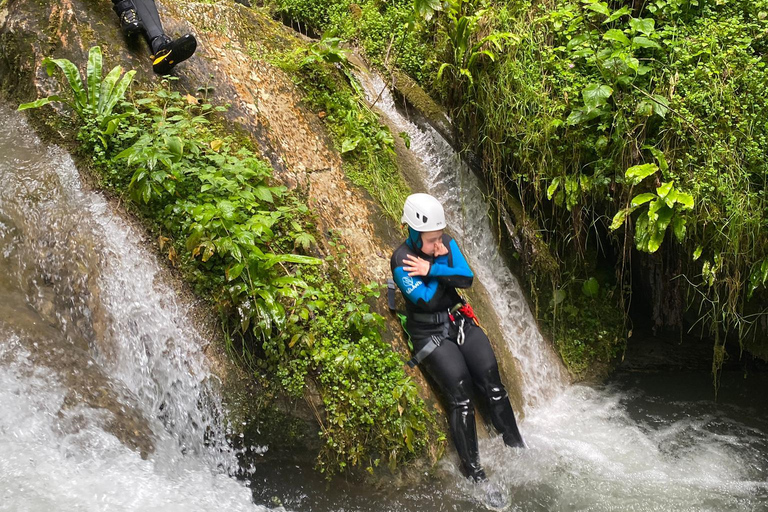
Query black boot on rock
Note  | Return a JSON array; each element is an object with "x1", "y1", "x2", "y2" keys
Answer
[{"x1": 151, "y1": 34, "x2": 197, "y2": 74}]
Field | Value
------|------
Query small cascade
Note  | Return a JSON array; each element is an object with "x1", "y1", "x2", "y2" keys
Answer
[
  {"x1": 354, "y1": 72, "x2": 567, "y2": 406},
  {"x1": 0, "y1": 103, "x2": 264, "y2": 510}
]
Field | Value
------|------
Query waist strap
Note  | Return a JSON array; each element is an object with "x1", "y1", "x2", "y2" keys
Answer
[{"x1": 408, "y1": 303, "x2": 463, "y2": 325}]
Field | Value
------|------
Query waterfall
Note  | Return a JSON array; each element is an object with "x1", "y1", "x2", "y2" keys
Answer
[
  {"x1": 354, "y1": 72, "x2": 567, "y2": 406},
  {"x1": 0, "y1": 103, "x2": 265, "y2": 510}
]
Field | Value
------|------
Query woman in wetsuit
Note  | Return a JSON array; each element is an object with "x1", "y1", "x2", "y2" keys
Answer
[
  {"x1": 390, "y1": 193, "x2": 524, "y2": 482},
  {"x1": 111, "y1": 0, "x2": 197, "y2": 74}
]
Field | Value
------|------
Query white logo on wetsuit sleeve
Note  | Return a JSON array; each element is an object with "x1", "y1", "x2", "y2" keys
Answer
[{"x1": 402, "y1": 276, "x2": 422, "y2": 294}]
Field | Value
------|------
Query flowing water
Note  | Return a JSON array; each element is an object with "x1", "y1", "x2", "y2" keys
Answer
[
  {"x1": 3, "y1": 86, "x2": 768, "y2": 512},
  {"x1": 0, "y1": 103, "x2": 262, "y2": 511}
]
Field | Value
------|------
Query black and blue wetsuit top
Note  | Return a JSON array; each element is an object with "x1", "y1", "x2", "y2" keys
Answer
[{"x1": 390, "y1": 229, "x2": 474, "y2": 337}]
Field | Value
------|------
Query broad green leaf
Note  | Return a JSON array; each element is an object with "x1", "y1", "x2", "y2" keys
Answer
[
  {"x1": 42, "y1": 56, "x2": 86, "y2": 115},
  {"x1": 625, "y1": 56, "x2": 640, "y2": 72},
  {"x1": 634, "y1": 213, "x2": 649, "y2": 250},
  {"x1": 553, "y1": 288, "x2": 566, "y2": 306},
  {"x1": 253, "y1": 186, "x2": 274, "y2": 203},
  {"x1": 656, "y1": 181, "x2": 673, "y2": 199},
  {"x1": 341, "y1": 137, "x2": 361, "y2": 153},
  {"x1": 405, "y1": 426, "x2": 414, "y2": 451},
  {"x1": 582, "y1": 83, "x2": 613, "y2": 108},
  {"x1": 663, "y1": 187, "x2": 679, "y2": 208},
  {"x1": 217, "y1": 200, "x2": 236, "y2": 220},
  {"x1": 104, "y1": 117, "x2": 119, "y2": 136},
  {"x1": 637, "y1": 64, "x2": 653, "y2": 75},
  {"x1": 585, "y1": 2, "x2": 611, "y2": 16},
  {"x1": 631, "y1": 193, "x2": 656, "y2": 207},
  {"x1": 629, "y1": 17, "x2": 655, "y2": 35},
  {"x1": 101, "y1": 69, "x2": 135, "y2": 121},
  {"x1": 654, "y1": 204, "x2": 674, "y2": 233},
  {"x1": 567, "y1": 34, "x2": 590, "y2": 50},
  {"x1": 609, "y1": 209, "x2": 628, "y2": 230},
  {"x1": 604, "y1": 29, "x2": 630, "y2": 46},
  {"x1": 693, "y1": 245, "x2": 703, "y2": 261},
  {"x1": 17, "y1": 96, "x2": 61, "y2": 110},
  {"x1": 606, "y1": 6, "x2": 632, "y2": 22},
  {"x1": 547, "y1": 177, "x2": 561, "y2": 200},
  {"x1": 625, "y1": 163, "x2": 658, "y2": 185},
  {"x1": 647, "y1": 197, "x2": 663, "y2": 220},
  {"x1": 272, "y1": 254, "x2": 322, "y2": 265},
  {"x1": 632, "y1": 36, "x2": 661, "y2": 49},
  {"x1": 672, "y1": 216, "x2": 686, "y2": 242},
  {"x1": 167, "y1": 136, "x2": 184, "y2": 158},
  {"x1": 643, "y1": 145, "x2": 669, "y2": 173},
  {"x1": 565, "y1": 174, "x2": 580, "y2": 211},
  {"x1": 226, "y1": 262, "x2": 245, "y2": 281},
  {"x1": 646, "y1": 205, "x2": 673, "y2": 252},
  {"x1": 414, "y1": 0, "x2": 442, "y2": 20},
  {"x1": 86, "y1": 46, "x2": 103, "y2": 110},
  {"x1": 651, "y1": 94, "x2": 669, "y2": 118},
  {"x1": 676, "y1": 191, "x2": 694, "y2": 209},
  {"x1": 647, "y1": 228, "x2": 665, "y2": 252},
  {"x1": 98, "y1": 65, "x2": 123, "y2": 114},
  {"x1": 566, "y1": 108, "x2": 586, "y2": 126},
  {"x1": 582, "y1": 277, "x2": 599, "y2": 297}
]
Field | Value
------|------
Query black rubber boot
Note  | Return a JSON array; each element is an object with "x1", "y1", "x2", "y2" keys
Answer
[
  {"x1": 112, "y1": 0, "x2": 143, "y2": 35},
  {"x1": 150, "y1": 34, "x2": 197, "y2": 74},
  {"x1": 481, "y1": 368, "x2": 525, "y2": 448},
  {"x1": 447, "y1": 381, "x2": 486, "y2": 482}
]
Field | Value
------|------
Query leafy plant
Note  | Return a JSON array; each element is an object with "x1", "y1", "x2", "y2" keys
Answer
[
  {"x1": 435, "y1": 0, "x2": 515, "y2": 87},
  {"x1": 18, "y1": 46, "x2": 136, "y2": 148},
  {"x1": 300, "y1": 34, "x2": 350, "y2": 67},
  {"x1": 610, "y1": 157, "x2": 695, "y2": 253}
]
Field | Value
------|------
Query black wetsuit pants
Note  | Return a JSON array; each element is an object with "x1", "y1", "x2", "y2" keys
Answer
[
  {"x1": 416, "y1": 321, "x2": 524, "y2": 480},
  {"x1": 112, "y1": 0, "x2": 167, "y2": 53}
]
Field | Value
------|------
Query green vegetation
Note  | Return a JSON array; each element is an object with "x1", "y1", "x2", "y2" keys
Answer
[
  {"x1": 19, "y1": 46, "x2": 136, "y2": 148},
  {"x1": 265, "y1": 0, "x2": 768, "y2": 382},
  {"x1": 20, "y1": 46, "x2": 440, "y2": 475},
  {"x1": 266, "y1": 0, "x2": 434, "y2": 82},
  {"x1": 460, "y1": 0, "x2": 768, "y2": 381}
]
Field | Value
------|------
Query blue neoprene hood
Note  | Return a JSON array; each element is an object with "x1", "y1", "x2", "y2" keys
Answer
[{"x1": 406, "y1": 226, "x2": 423, "y2": 250}]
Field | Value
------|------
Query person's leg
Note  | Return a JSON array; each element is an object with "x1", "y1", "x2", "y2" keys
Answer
[
  {"x1": 111, "y1": 0, "x2": 142, "y2": 35},
  {"x1": 419, "y1": 340, "x2": 486, "y2": 481},
  {"x1": 459, "y1": 324, "x2": 525, "y2": 448},
  {"x1": 112, "y1": 0, "x2": 197, "y2": 73},
  {"x1": 127, "y1": 0, "x2": 165, "y2": 49}
]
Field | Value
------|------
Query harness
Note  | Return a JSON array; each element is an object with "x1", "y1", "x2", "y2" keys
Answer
[{"x1": 388, "y1": 279, "x2": 481, "y2": 368}]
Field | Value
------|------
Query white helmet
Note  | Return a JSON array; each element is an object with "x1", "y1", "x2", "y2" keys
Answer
[{"x1": 401, "y1": 193, "x2": 446, "y2": 232}]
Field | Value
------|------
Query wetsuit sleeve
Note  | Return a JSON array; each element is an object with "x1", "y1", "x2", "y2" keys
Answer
[
  {"x1": 393, "y1": 265, "x2": 440, "y2": 306},
  {"x1": 427, "y1": 237, "x2": 473, "y2": 288}
]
